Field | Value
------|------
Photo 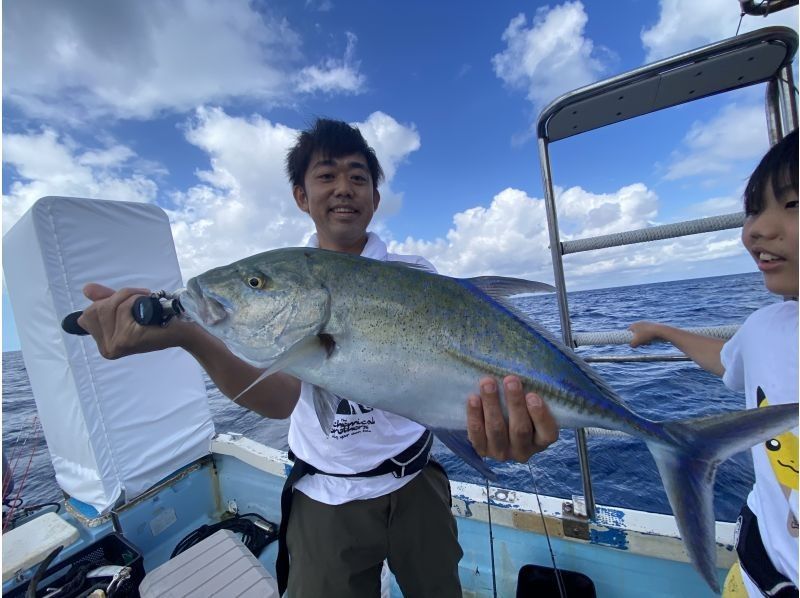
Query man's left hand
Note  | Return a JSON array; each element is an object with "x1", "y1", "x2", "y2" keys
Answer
[{"x1": 466, "y1": 376, "x2": 559, "y2": 462}]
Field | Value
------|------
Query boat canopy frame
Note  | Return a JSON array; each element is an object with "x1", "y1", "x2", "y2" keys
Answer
[{"x1": 535, "y1": 25, "x2": 798, "y2": 518}]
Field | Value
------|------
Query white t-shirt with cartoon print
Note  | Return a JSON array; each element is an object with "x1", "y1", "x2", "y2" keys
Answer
[
  {"x1": 721, "y1": 300, "x2": 799, "y2": 595},
  {"x1": 288, "y1": 232, "x2": 434, "y2": 505}
]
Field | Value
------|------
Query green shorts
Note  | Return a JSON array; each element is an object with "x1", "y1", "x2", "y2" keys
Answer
[{"x1": 286, "y1": 462, "x2": 463, "y2": 598}]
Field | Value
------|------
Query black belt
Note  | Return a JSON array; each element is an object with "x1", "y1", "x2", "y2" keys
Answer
[
  {"x1": 736, "y1": 504, "x2": 798, "y2": 597},
  {"x1": 275, "y1": 429, "x2": 433, "y2": 595}
]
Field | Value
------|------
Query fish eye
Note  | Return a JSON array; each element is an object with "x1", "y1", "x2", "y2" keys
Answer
[
  {"x1": 246, "y1": 274, "x2": 268, "y2": 290},
  {"x1": 766, "y1": 438, "x2": 781, "y2": 451}
]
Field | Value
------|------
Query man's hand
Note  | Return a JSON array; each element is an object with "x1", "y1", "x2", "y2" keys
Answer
[
  {"x1": 77, "y1": 283, "x2": 187, "y2": 359},
  {"x1": 466, "y1": 375, "x2": 559, "y2": 462}
]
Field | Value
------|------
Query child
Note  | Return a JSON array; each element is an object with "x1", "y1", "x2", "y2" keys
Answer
[{"x1": 629, "y1": 129, "x2": 798, "y2": 597}]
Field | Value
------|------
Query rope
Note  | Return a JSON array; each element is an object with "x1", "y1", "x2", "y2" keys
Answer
[
  {"x1": 528, "y1": 463, "x2": 567, "y2": 598},
  {"x1": 485, "y1": 479, "x2": 498, "y2": 598},
  {"x1": 572, "y1": 324, "x2": 739, "y2": 347},
  {"x1": 4, "y1": 415, "x2": 39, "y2": 499},
  {"x1": 561, "y1": 213, "x2": 744, "y2": 255},
  {"x1": 3, "y1": 418, "x2": 41, "y2": 533}
]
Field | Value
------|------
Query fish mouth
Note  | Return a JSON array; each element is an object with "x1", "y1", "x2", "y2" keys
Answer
[{"x1": 183, "y1": 278, "x2": 231, "y2": 326}]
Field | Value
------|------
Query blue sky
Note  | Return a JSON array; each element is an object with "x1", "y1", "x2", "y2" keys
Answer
[{"x1": 3, "y1": 0, "x2": 798, "y2": 351}]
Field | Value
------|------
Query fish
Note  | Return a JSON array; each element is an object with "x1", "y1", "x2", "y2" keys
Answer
[{"x1": 179, "y1": 247, "x2": 798, "y2": 593}]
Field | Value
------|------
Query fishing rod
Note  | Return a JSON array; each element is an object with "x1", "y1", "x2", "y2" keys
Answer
[{"x1": 61, "y1": 290, "x2": 186, "y2": 336}]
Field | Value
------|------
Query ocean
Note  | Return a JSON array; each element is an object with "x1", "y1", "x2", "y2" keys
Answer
[{"x1": 1, "y1": 271, "x2": 777, "y2": 522}]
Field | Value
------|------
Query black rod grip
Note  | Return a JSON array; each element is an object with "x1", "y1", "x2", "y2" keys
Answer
[{"x1": 61, "y1": 312, "x2": 89, "y2": 336}]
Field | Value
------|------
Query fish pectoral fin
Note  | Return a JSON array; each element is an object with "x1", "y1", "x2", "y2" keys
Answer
[
  {"x1": 232, "y1": 335, "x2": 331, "y2": 403},
  {"x1": 432, "y1": 428, "x2": 497, "y2": 481},
  {"x1": 312, "y1": 387, "x2": 340, "y2": 437}
]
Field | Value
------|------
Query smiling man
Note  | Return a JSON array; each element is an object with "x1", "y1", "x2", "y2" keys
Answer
[{"x1": 78, "y1": 117, "x2": 559, "y2": 597}]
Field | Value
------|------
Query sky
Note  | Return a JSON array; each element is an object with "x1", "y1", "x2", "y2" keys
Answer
[{"x1": 2, "y1": 0, "x2": 798, "y2": 352}]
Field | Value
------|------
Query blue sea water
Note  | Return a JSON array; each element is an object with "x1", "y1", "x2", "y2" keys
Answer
[{"x1": 1, "y1": 271, "x2": 778, "y2": 522}]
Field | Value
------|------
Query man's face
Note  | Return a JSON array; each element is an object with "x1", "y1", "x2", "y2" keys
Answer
[
  {"x1": 742, "y1": 182, "x2": 799, "y2": 297},
  {"x1": 293, "y1": 151, "x2": 380, "y2": 254}
]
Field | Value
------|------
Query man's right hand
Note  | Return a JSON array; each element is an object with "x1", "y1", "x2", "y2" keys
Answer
[{"x1": 77, "y1": 283, "x2": 188, "y2": 359}]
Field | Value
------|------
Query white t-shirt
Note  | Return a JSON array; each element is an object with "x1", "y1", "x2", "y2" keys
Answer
[
  {"x1": 288, "y1": 232, "x2": 436, "y2": 505},
  {"x1": 721, "y1": 300, "x2": 799, "y2": 595}
]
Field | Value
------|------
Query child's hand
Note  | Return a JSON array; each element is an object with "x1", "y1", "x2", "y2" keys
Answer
[{"x1": 628, "y1": 321, "x2": 664, "y2": 347}]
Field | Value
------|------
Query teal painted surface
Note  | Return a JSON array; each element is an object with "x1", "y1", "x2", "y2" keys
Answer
[
  {"x1": 2, "y1": 454, "x2": 732, "y2": 598},
  {"x1": 451, "y1": 515, "x2": 728, "y2": 598}
]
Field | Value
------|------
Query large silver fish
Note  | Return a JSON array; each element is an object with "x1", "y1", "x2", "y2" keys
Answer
[{"x1": 180, "y1": 247, "x2": 797, "y2": 592}]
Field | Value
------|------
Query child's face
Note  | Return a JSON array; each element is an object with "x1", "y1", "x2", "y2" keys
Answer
[
  {"x1": 742, "y1": 182, "x2": 798, "y2": 297},
  {"x1": 293, "y1": 151, "x2": 380, "y2": 253}
]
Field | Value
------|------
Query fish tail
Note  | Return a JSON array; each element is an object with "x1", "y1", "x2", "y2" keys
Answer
[{"x1": 645, "y1": 402, "x2": 798, "y2": 593}]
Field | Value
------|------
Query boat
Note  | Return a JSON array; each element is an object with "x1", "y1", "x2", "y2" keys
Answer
[{"x1": 2, "y1": 11, "x2": 797, "y2": 598}]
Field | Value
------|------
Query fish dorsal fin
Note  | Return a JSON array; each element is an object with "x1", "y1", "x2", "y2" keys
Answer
[
  {"x1": 232, "y1": 334, "x2": 331, "y2": 403},
  {"x1": 462, "y1": 276, "x2": 561, "y2": 342},
  {"x1": 384, "y1": 260, "x2": 433, "y2": 272},
  {"x1": 464, "y1": 276, "x2": 555, "y2": 301}
]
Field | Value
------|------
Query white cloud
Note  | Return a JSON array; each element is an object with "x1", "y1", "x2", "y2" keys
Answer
[
  {"x1": 169, "y1": 109, "x2": 421, "y2": 277},
  {"x1": 4, "y1": 0, "x2": 365, "y2": 121},
  {"x1": 3, "y1": 130, "x2": 157, "y2": 235},
  {"x1": 642, "y1": 0, "x2": 799, "y2": 62},
  {"x1": 688, "y1": 195, "x2": 744, "y2": 217},
  {"x1": 664, "y1": 103, "x2": 770, "y2": 181},
  {"x1": 388, "y1": 180, "x2": 751, "y2": 291},
  {"x1": 389, "y1": 183, "x2": 657, "y2": 280},
  {"x1": 557, "y1": 184, "x2": 658, "y2": 239},
  {"x1": 492, "y1": 2, "x2": 611, "y2": 109},
  {"x1": 294, "y1": 32, "x2": 365, "y2": 94},
  {"x1": 2, "y1": 110, "x2": 421, "y2": 279},
  {"x1": 354, "y1": 112, "x2": 421, "y2": 218}
]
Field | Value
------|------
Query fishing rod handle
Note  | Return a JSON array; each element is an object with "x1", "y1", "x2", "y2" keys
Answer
[{"x1": 61, "y1": 296, "x2": 170, "y2": 336}]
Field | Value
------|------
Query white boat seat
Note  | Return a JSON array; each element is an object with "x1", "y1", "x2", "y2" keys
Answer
[
  {"x1": 2, "y1": 512, "x2": 80, "y2": 582},
  {"x1": 139, "y1": 528, "x2": 278, "y2": 597}
]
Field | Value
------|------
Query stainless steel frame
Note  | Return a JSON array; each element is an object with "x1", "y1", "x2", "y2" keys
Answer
[{"x1": 535, "y1": 26, "x2": 798, "y2": 519}]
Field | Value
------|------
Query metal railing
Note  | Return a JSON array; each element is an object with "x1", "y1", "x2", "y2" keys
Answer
[{"x1": 535, "y1": 26, "x2": 798, "y2": 519}]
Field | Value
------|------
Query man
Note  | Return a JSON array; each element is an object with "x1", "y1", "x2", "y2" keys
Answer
[{"x1": 79, "y1": 118, "x2": 558, "y2": 597}]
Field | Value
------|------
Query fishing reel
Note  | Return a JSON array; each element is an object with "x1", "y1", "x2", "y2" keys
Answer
[
  {"x1": 130, "y1": 290, "x2": 186, "y2": 328},
  {"x1": 61, "y1": 290, "x2": 186, "y2": 336}
]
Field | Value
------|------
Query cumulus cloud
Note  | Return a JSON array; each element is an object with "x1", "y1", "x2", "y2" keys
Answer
[
  {"x1": 557, "y1": 184, "x2": 658, "y2": 239},
  {"x1": 389, "y1": 183, "x2": 658, "y2": 280},
  {"x1": 2, "y1": 109, "x2": 422, "y2": 278},
  {"x1": 388, "y1": 179, "x2": 750, "y2": 291},
  {"x1": 353, "y1": 112, "x2": 421, "y2": 217},
  {"x1": 4, "y1": 0, "x2": 365, "y2": 122},
  {"x1": 663, "y1": 103, "x2": 770, "y2": 181},
  {"x1": 492, "y1": 2, "x2": 611, "y2": 109},
  {"x1": 642, "y1": 0, "x2": 799, "y2": 62},
  {"x1": 168, "y1": 109, "x2": 420, "y2": 276},
  {"x1": 3, "y1": 130, "x2": 158, "y2": 235}
]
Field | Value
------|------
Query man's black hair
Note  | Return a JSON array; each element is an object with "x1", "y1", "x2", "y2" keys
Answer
[
  {"x1": 286, "y1": 118, "x2": 384, "y2": 189},
  {"x1": 744, "y1": 129, "x2": 798, "y2": 215}
]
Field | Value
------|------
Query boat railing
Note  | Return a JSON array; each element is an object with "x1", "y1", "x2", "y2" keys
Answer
[
  {"x1": 535, "y1": 25, "x2": 798, "y2": 518},
  {"x1": 561, "y1": 212, "x2": 744, "y2": 255}
]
